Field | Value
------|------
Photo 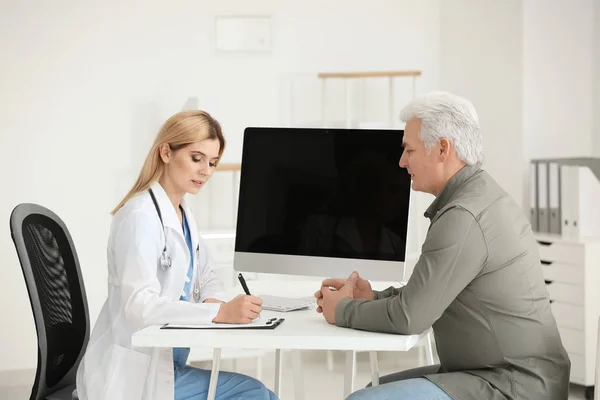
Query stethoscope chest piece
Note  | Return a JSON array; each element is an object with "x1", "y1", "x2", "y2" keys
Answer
[{"x1": 159, "y1": 249, "x2": 172, "y2": 270}]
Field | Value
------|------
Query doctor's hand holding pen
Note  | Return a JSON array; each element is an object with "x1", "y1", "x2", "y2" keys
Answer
[
  {"x1": 212, "y1": 294, "x2": 263, "y2": 324},
  {"x1": 211, "y1": 273, "x2": 262, "y2": 324}
]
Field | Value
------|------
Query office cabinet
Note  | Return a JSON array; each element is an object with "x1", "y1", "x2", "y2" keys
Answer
[{"x1": 536, "y1": 234, "x2": 600, "y2": 398}]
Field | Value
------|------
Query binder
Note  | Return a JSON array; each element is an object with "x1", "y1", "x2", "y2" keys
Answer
[
  {"x1": 557, "y1": 161, "x2": 600, "y2": 238},
  {"x1": 537, "y1": 162, "x2": 549, "y2": 233},
  {"x1": 573, "y1": 166, "x2": 600, "y2": 238},
  {"x1": 548, "y1": 162, "x2": 561, "y2": 234},
  {"x1": 561, "y1": 165, "x2": 583, "y2": 238},
  {"x1": 560, "y1": 165, "x2": 573, "y2": 237},
  {"x1": 529, "y1": 162, "x2": 538, "y2": 232},
  {"x1": 161, "y1": 317, "x2": 285, "y2": 330},
  {"x1": 571, "y1": 166, "x2": 580, "y2": 237}
]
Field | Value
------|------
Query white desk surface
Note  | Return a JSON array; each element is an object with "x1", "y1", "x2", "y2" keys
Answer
[
  {"x1": 132, "y1": 279, "x2": 420, "y2": 352},
  {"x1": 132, "y1": 308, "x2": 420, "y2": 351}
]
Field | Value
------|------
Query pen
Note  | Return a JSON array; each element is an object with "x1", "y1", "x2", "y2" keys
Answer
[
  {"x1": 238, "y1": 273, "x2": 251, "y2": 295},
  {"x1": 238, "y1": 273, "x2": 261, "y2": 320}
]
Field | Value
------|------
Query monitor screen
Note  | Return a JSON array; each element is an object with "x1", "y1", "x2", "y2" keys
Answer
[{"x1": 233, "y1": 127, "x2": 411, "y2": 281}]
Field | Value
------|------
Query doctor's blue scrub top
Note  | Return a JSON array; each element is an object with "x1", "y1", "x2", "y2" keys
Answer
[{"x1": 173, "y1": 207, "x2": 194, "y2": 368}]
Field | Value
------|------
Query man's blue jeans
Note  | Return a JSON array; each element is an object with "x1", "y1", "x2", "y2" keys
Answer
[{"x1": 346, "y1": 365, "x2": 451, "y2": 400}]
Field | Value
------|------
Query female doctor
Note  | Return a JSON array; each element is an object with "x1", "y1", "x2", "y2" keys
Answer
[{"x1": 76, "y1": 110, "x2": 278, "y2": 400}]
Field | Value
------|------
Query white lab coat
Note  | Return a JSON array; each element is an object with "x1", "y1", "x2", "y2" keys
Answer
[{"x1": 76, "y1": 181, "x2": 225, "y2": 400}]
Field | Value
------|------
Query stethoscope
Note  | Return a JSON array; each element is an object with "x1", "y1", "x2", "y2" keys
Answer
[{"x1": 148, "y1": 188, "x2": 199, "y2": 271}]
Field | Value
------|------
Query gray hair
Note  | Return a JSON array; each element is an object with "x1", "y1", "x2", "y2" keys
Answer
[{"x1": 399, "y1": 92, "x2": 483, "y2": 165}]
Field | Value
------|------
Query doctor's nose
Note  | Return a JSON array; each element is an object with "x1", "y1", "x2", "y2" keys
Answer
[
  {"x1": 198, "y1": 163, "x2": 211, "y2": 177},
  {"x1": 198, "y1": 168, "x2": 209, "y2": 177}
]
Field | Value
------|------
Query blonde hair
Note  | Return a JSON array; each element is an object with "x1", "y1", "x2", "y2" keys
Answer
[{"x1": 111, "y1": 110, "x2": 225, "y2": 215}]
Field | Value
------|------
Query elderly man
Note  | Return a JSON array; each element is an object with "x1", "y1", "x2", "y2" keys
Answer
[{"x1": 315, "y1": 92, "x2": 570, "y2": 400}]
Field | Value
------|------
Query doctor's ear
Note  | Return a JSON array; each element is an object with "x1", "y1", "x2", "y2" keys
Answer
[{"x1": 158, "y1": 144, "x2": 172, "y2": 164}]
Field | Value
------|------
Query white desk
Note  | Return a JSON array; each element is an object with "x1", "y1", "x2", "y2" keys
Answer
[{"x1": 132, "y1": 280, "x2": 424, "y2": 399}]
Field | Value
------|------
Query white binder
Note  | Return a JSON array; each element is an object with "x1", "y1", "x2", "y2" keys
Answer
[
  {"x1": 529, "y1": 162, "x2": 538, "y2": 231},
  {"x1": 575, "y1": 166, "x2": 600, "y2": 238},
  {"x1": 560, "y1": 165, "x2": 575, "y2": 237},
  {"x1": 561, "y1": 165, "x2": 600, "y2": 238},
  {"x1": 537, "y1": 162, "x2": 549, "y2": 233},
  {"x1": 548, "y1": 162, "x2": 561, "y2": 234}
]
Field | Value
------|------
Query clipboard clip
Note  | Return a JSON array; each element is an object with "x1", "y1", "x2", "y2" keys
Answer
[{"x1": 266, "y1": 318, "x2": 285, "y2": 327}]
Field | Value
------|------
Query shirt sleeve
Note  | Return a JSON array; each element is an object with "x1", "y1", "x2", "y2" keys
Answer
[
  {"x1": 373, "y1": 286, "x2": 404, "y2": 300},
  {"x1": 335, "y1": 207, "x2": 488, "y2": 334}
]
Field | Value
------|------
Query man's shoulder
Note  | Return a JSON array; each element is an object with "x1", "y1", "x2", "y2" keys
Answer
[
  {"x1": 429, "y1": 206, "x2": 480, "y2": 241},
  {"x1": 443, "y1": 170, "x2": 508, "y2": 219},
  {"x1": 439, "y1": 170, "x2": 533, "y2": 254}
]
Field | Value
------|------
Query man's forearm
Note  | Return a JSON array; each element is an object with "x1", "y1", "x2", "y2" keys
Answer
[
  {"x1": 373, "y1": 286, "x2": 404, "y2": 300},
  {"x1": 335, "y1": 296, "x2": 412, "y2": 334},
  {"x1": 335, "y1": 294, "x2": 432, "y2": 335}
]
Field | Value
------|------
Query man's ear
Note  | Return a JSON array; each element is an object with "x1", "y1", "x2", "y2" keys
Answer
[
  {"x1": 439, "y1": 138, "x2": 451, "y2": 159},
  {"x1": 158, "y1": 144, "x2": 171, "y2": 164}
]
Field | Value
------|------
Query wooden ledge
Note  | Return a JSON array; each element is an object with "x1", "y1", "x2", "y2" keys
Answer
[
  {"x1": 216, "y1": 163, "x2": 241, "y2": 171},
  {"x1": 317, "y1": 70, "x2": 422, "y2": 79}
]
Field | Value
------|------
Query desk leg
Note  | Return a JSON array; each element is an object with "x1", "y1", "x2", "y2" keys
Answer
[
  {"x1": 369, "y1": 351, "x2": 380, "y2": 387},
  {"x1": 256, "y1": 355, "x2": 263, "y2": 381},
  {"x1": 207, "y1": 348, "x2": 221, "y2": 400},
  {"x1": 291, "y1": 350, "x2": 305, "y2": 400},
  {"x1": 425, "y1": 331, "x2": 435, "y2": 365},
  {"x1": 326, "y1": 350, "x2": 334, "y2": 371},
  {"x1": 344, "y1": 350, "x2": 356, "y2": 398},
  {"x1": 274, "y1": 349, "x2": 283, "y2": 397}
]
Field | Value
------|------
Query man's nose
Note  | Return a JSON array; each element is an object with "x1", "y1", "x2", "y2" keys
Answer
[{"x1": 399, "y1": 153, "x2": 408, "y2": 168}]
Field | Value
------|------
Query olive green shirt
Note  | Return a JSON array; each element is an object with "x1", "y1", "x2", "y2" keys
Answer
[{"x1": 335, "y1": 163, "x2": 570, "y2": 400}]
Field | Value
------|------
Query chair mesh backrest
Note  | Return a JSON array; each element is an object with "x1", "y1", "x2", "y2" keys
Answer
[{"x1": 18, "y1": 211, "x2": 87, "y2": 391}]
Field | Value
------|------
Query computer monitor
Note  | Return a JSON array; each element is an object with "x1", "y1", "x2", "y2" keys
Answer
[{"x1": 233, "y1": 127, "x2": 411, "y2": 281}]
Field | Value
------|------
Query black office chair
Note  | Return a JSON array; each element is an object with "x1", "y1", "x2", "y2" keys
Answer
[{"x1": 10, "y1": 204, "x2": 89, "y2": 400}]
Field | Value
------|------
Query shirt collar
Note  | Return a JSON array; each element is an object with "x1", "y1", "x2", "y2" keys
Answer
[{"x1": 424, "y1": 163, "x2": 482, "y2": 220}]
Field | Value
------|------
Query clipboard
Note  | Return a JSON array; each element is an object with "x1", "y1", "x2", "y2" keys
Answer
[{"x1": 160, "y1": 317, "x2": 285, "y2": 330}]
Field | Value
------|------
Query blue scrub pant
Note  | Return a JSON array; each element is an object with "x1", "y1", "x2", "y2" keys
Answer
[{"x1": 174, "y1": 364, "x2": 278, "y2": 400}]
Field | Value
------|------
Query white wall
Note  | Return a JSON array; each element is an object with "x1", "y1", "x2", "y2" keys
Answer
[
  {"x1": 523, "y1": 0, "x2": 595, "y2": 162},
  {"x1": 439, "y1": 0, "x2": 524, "y2": 205},
  {"x1": 0, "y1": 0, "x2": 441, "y2": 373},
  {"x1": 594, "y1": 0, "x2": 600, "y2": 156},
  {"x1": 522, "y1": 0, "x2": 596, "y2": 209}
]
